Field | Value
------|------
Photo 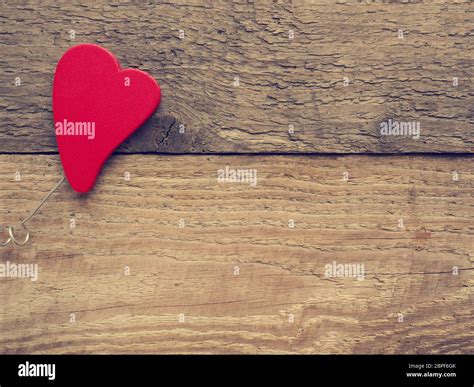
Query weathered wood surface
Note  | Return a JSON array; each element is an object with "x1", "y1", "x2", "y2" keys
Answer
[
  {"x1": 0, "y1": 1, "x2": 472, "y2": 154},
  {"x1": 0, "y1": 155, "x2": 472, "y2": 353}
]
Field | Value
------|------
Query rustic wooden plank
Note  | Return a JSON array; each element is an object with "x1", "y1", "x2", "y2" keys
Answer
[
  {"x1": 0, "y1": 1, "x2": 472, "y2": 154},
  {"x1": 0, "y1": 154, "x2": 472, "y2": 353}
]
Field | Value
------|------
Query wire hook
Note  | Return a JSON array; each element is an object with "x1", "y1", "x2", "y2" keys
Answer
[
  {"x1": 8, "y1": 224, "x2": 30, "y2": 246},
  {"x1": 0, "y1": 229, "x2": 11, "y2": 247},
  {"x1": 1, "y1": 176, "x2": 65, "y2": 247}
]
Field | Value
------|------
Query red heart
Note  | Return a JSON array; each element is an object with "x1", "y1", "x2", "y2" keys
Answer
[{"x1": 53, "y1": 44, "x2": 161, "y2": 193}]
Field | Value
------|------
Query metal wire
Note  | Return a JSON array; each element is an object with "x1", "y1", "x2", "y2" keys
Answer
[{"x1": 1, "y1": 176, "x2": 65, "y2": 247}]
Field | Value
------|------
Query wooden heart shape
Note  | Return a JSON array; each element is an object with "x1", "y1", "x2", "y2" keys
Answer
[{"x1": 53, "y1": 44, "x2": 161, "y2": 193}]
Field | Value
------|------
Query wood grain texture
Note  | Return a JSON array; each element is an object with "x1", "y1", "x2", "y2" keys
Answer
[
  {"x1": 0, "y1": 1, "x2": 472, "y2": 154},
  {"x1": 0, "y1": 155, "x2": 472, "y2": 354}
]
